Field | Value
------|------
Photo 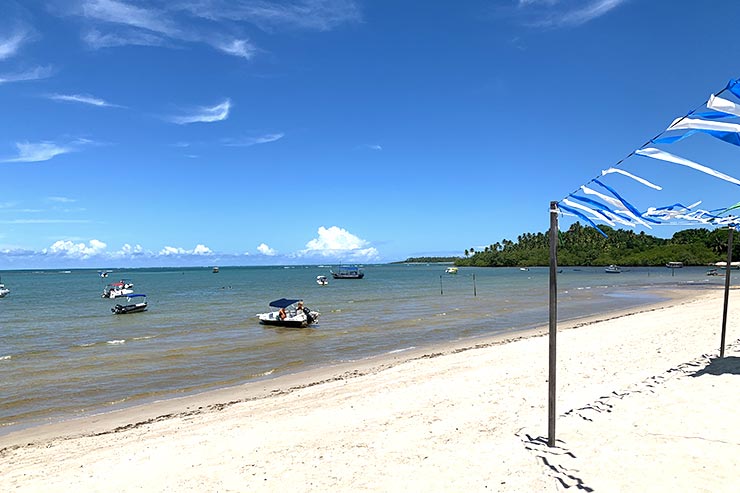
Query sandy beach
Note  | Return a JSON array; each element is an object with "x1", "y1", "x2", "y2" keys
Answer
[{"x1": 2, "y1": 288, "x2": 739, "y2": 492}]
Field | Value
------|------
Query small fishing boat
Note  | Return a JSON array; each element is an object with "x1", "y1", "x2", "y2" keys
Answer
[
  {"x1": 445, "y1": 267, "x2": 458, "y2": 274},
  {"x1": 604, "y1": 264, "x2": 621, "y2": 274},
  {"x1": 330, "y1": 265, "x2": 364, "y2": 279},
  {"x1": 707, "y1": 268, "x2": 720, "y2": 276},
  {"x1": 666, "y1": 261, "x2": 684, "y2": 269},
  {"x1": 111, "y1": 294, "x2": 148, "y2": 314},
  {"x1": 316, "y1": 275, "x2": 329, "y2": 285},
  {"x1": 257, "y1": 298, "x2": 320, "y2": 328},
  {"x1": 212, "y1": 266, "x2": 219, "y2": 273},
  {"x1": 0, "y1": 277, "x2": 9, "y2": 298},
  {"x1": 102, "y1": 280, "x2": 134, "y2": 298}
]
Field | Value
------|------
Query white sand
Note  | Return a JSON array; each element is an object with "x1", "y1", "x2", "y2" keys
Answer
[{"x1": 2, "y1": 289, "x2": 739, "y2": 492}]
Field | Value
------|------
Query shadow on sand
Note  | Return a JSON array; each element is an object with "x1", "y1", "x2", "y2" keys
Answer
[{"x1": 691, "y1": 356, "x2": 740, "y2": 377}]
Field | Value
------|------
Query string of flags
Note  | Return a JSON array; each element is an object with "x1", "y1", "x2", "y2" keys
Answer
[{"x1": 558, "y1": 79, "x2": 740, "y2": 236}]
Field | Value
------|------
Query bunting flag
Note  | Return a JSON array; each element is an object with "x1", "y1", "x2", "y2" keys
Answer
[
  {"x1": 635, "y1": 147, "x2": 740, "y2": 186},
  {"x1": 601, "y1": 168, "x2": 662, "y2": 190},
  {"x1": 559, "y1": 77, "x2": 740, "y2": 235},
  {"x1": 707, "y1": 94, "x2": 740, "y2": 118}
]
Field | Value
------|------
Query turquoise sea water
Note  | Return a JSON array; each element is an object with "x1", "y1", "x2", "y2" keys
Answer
[{"x1": 0, "y1": 263, "x2": 731, "y2": 433}]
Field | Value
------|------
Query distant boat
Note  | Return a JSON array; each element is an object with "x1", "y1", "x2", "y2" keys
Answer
[
  {"x1": 666, "y1": 262, "x2": 684, "y2": 269},
  {"x1": 519, "y1": 267, "x2": 529, "y2": 272},
  {"x1": 212, "y1": 266, "x2": 219, "y2": 273},
  {"x1": 111, "y1": 294, "x2": 148, "y2": 314},
  {"x1": 0, "y1": 276, "x2": 9, "y2": 298},
  {"x1": 605, "y1": 265, "x2": 621, "y2": 274},
  {"x1": 316, "y1": 275, "x2": 329, "y2": 286},
  {"x1": 445, "y1": 267, "x2": 458, "y2": 274},
  {"x1": 102, "y1": 280, "x2": 134, "y2": 298},
  {"x1": 714, "y1": 261, "x2": 740, "y2": 270},
  {"x1": 330, "y1": 265, "x2": 364, "y2": 279},
  {"x1": 707, "y1": 268, "x2": 720, "y2": 276}
]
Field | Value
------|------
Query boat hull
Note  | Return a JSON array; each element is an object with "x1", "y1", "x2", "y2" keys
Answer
[{"x1": 111, "y1": 303, "x2": 148, "y2": 314}]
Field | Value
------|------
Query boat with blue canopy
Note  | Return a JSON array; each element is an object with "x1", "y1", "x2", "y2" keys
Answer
[
  {"x1": 330, "y1": 265, "x2": 364, "y2": 279},
  {"x1": 111, "y1": 294, "x2": 148, "y2": 314},
  {"x1": 257, "y1": 298, "x2": 320, "y2": 328}
]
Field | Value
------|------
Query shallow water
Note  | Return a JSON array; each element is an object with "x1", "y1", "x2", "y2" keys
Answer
[{"x1": 0, "y1": 263, "x2": 730, "y2": 432}]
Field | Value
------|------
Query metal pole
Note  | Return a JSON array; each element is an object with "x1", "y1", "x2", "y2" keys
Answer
[
  {"x1": 440, "y1": 275, "x2": 443, "y2": 296},
  {"x1": 548, "y1": 201, "x2": 558, "y2": 447},
  {"x1": 473, "y1": 273, "x2": 477, "y2": 297},
  {"x1": 720, "y1": 227, "x2": 733, "y2": 358}
]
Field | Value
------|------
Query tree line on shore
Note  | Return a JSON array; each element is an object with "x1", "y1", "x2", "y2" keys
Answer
[{"x1": 403, "y1": 223, "x2": 738, "y2": 267}]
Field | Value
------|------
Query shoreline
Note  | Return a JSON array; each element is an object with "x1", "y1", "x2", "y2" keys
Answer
[
  {"x1": 0, "y1": 285, "x2": 705, "y2": 449},
  {"x1": 2, "y1": 287, "x2": 738, "y2": 491}
]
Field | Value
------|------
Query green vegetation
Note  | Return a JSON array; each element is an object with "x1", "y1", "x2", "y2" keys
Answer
[
  {"x1": 396, "y1": 256, "x2": 459, "y2": 264},
  {"x1": 455, "y1": 223, "x2": 737, "y2": 267}
]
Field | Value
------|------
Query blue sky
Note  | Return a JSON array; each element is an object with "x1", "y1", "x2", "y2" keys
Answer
[{"x1": 2, "y1": 0, "x2": 740, "y2": 269}]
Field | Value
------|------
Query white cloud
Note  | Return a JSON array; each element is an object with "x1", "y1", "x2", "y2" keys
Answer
[
  {"x1": 517, "y1": 0, "x2": 628, "y2": 28},
  {"x1": 223, "y1": 133, "x2": 284, "y2": 147},
  {"x1": 46, "y1": 239, "x2": 108, "y2": 258},
  {"x1": 0, "y1": 65, "x2": 53, "y2": 84},
  {"x1": 257, "y1": 243, "x2": 276, "y2": 256},
  {"x1": 183, "y1": 0, "x2": 363, "y2": 32},
  {"x1": 213, "y1": 38, "x2": 257, "y2": 59},
  {"x1": 192, "y1": 244, "x2": 213, "y2": 255},
  {"x1": 0, "y1": 141, "x2": 73, "y2": 163},
  {"x1": 159, "y1": 244, "x2": 213, "y2": 255},
  {"x1": 82, "y1": 0, "x2": 180, "y2": 36},
  {"x1": 0, "y1": 30, "x2": 29, "y2": 60},
  {"x1": 83, "y1": 28, "x2": 167, "y2": 48},
  {"x1": 169, "y1": 99, "x2": 231, "y2": 124},
  {"x1": 301, "y1": 226, "x2": 379, "y2": 260},
  {"x1": 48, "y1": 196, "x2": 77, "y2": 203},
  {"x1": 47, "y1": 93, "x2": 121, "y2": 107}
]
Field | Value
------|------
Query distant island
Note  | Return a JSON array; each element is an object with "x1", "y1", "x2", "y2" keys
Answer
[
  {"x1": 394, "y1": 256, "x2": 459, "y2": 264},
  {"x1": 402, "y1": 223, "x2": 736, "y2": 268}
]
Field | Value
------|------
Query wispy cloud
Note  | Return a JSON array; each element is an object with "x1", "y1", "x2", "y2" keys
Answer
[
  {"x1": 211, "y1": 38, "x2": 258, "y2": 59},
  {"x1": 183, "y1": 0, "x2": 363, "y2": 32},
  {"x1": 82, "y1": 28, "x2": 168, "y2": 49},
  {"x1": 0, "y1": 138, "x2": 91, "y2": 163},
  {"x1": 514, "y1": 0, "x2": 628, "y2": 28},
  {"x1": 0, "y1": 30, "x2": 31, "y2": 60},
  {"x1": 82, "y1": 0, "x2": 180, "y2": 37},
  {"x1": 222, "y1": 132, "x2": 284, "y2": 147},
  {"x1": 0, "y1": 65, "x2": 53, "y2": 84},
  {"x1": 0, "y1": 219, "x2": 92, "y2": 224},
  {"x1": 159, "y1": 244, "x2": 213, "y2": 255},
  {"x1": 46, "y1": 93, "x2": 122, "y2": 108},
  {"x1": 48, "y1": 196, "x2": 77, "y2": 203},
  {"x1": 168, "y1": 99, "x2": 231, "y2": 124}
]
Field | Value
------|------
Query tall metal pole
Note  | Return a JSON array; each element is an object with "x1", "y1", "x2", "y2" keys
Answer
[
  {"x1": 548, "y1": 201, "x2": 558, "y2": 447},
  {"x1": 720, "y1": 227, "x2": 733, "y2": 358}
]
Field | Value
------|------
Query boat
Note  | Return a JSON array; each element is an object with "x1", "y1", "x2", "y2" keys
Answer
[
  {"x1": 102, "y1": 280, "x2": 134, "y2": 298},
  {"x1": 0, "y1": 277, "x2": 9, "y2": 298},
  {"x1": 666, "y1": 262, "x2": 684, "y2": 269},
  {"x1": 212, "y1": 266, "x2": 219, "y2": 273},
  {"x1": 519, "y1": 267, "x2": 529, "y2": 272},
  {"x1": 316, "y1": 275, "x2": 329, "y2": 286},
  {"x1": 257, "y1": 298, "x2": 320, "y2": 328},
  {"x1": 445, "y1": 267, "x2": 458, "y2": 274},
  {"x1": 707, "y1": 268, "x2": 720, "y2": 276},
  {"x1": 714, "y1": 261, "x2": 740, "y2": 270},
  {"x1": 605, "y1": 265, "x2": 621, "y2": 274},
  {"x1": 330, "y1": 265, "x2": 364, "y2": 279},
  {"x1": 111, "y1": 294, "x2": 148, "y2": 314}
]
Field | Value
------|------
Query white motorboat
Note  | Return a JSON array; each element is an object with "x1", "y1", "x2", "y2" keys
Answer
[
  {"x1": 0, "y1": 278, "x2": 9, "y2": 298},
  {"x1": 316, "y1": 275, "x2": 329, "y2": 285},
  {"x1": 605, "y1": 264, "x2": 621, "y2": 274},
  {"x1": 257, "y1": 298, "x2": 320, "y2": 328},
  {"x1": 102, "y1": 280, "x2": 134, "y2": 298},
  {"x1": 445, "y1": 267, "x2": 458, "y2": 274}
]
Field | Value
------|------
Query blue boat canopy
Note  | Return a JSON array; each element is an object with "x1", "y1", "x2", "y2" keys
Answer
[
  {"x1": 127, "y1": 294, "x2": 146, "y2": 298},
  {"x1": 269, "y1": 298, "x2": 302, "y2": 308}
]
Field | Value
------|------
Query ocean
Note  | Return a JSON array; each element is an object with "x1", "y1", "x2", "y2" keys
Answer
[{"x1": 0, "y1": 263, "x2": 730, "y2": 434}]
